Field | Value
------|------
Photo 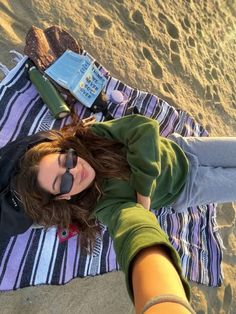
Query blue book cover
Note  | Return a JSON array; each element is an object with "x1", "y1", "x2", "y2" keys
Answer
[{"x1": 45, "y1": 50, "x2": 107, "y2": 108}]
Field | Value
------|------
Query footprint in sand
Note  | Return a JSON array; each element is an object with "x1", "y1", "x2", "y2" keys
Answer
[
  {"x1": 217, "y1": 203, "x2": 236, "y2": 226},
  {"x1": 205, "y1": 69, "x2": 213, "y2": 81},
  {"x1": 129, "y1": 9, "x2": 151, "y2": 38},
  {"x1": 142, "y1": 46, "x2": 163, "y2": 79},
  {"x1": 168, "y1": 40, "x2": 184, "y2": 71},
  {"x1": 223, "y1": 284, "x2": 233, "y2": 313},
  {"x1": 188, "y1": 36, "x2": 195, "y2": 47},
  {"x1": 162, "y1": 82, "x2": 175, "y2": 95},
  {"x1": 170, "y1": 40, "x2": 179, "y2": 53},
  {"x1": 158, "y1": 13, "x2": 179, "y2": 39},
  {"x1": 93, "y1": 15, "x2": 112, "y2": 36},
  {"x1": 158, "y1": 13, "x2": 167, "y2": 23},
  {"x1": 212, "y1": 85, "x2": 221, "y2": 102},
  {"x1": 213, "y1": 51, "x2": 221, "y2": 63},
  {"x1": 170, "y1": 52, "x2": 184, "y2": 72},
  {"x1": 196, "y1": 22, "x2": 203, "y2": 37},
  {"x1": 198, "y1": 112, "x2": 203, "y2": 120},
  {"x1": 183, "y1": 16, "x2": 191, "y2": 28},
  {"x1": 205, "y1": 85, "x2": 213, "y2": 100},
  {"x1": 204, "y1": 58, "x2": 212, "y2": 69},
  {"x1": 132, "y1": 10, "x2": 144, "y2": 24},
  {"x1": 231, "y1": 93, "x2": 236, "y2": 103},
  {"x1": 211, "y1": 68, "x2": 218, "y2": 80},
  {"x1": 205, "y1": 65, "x2": 220, "y2": 82}
]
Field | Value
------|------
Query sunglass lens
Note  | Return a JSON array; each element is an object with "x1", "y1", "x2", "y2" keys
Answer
[
  {"x1": 72, "y1": 151, "x2": 77, "y2": 168},
  {"x1": 60, "y1": 172, "x2": 73, "y2": 194},
  {"x1": 65, "y1": 149, "x2": 77, "y2": 169}
]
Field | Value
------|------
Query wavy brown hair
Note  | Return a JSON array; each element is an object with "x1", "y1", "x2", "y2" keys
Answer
[{"x1": 15, "y1": 117, "x2": 130, "y2": 252}]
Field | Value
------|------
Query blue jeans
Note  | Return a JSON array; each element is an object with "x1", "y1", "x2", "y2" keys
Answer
[{"x1": 168, "y1": 133, "x2": 236, "y2": 212}]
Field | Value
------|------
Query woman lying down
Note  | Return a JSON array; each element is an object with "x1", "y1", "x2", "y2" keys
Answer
[{"x1": 3, "y1": 114, "x2": 236, "y2": 313}]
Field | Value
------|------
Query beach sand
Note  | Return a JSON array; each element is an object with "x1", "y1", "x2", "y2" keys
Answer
[{"x1": 0, "y1": 0, "x2": 236, "y2": 313}]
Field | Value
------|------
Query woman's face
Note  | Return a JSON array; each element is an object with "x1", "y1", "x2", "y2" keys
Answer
[{"x1": 37, "y1": 152, "x2": 96, "y2": 199}]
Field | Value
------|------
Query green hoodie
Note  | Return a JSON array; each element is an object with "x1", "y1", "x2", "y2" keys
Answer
[{"x1": 90, "y1": 114, "x2": 190, "y2": 302}]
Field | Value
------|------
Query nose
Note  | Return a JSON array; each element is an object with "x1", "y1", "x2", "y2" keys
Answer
[
  {"x1": 69, "y1": 160, "x2": 81, "y2": 179},
  {"x1": 69, "y1": 167, "x2": 77, "y2": 177}
]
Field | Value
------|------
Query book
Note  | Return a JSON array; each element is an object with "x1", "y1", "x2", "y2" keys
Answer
[{"x1": 45, "y1": 50, "x2": 107, "y2": 108}]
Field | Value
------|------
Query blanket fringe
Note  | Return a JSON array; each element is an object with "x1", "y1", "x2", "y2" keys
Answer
[
  {"x1": 0, "y1": 51, "x2": 24, "y2": 78},
  {"x1": 10, "y1": 50, "x2": 24, "y2": 63},
  {"x1": 0, "y1": 63, "x2": 9, "y2": 76}
]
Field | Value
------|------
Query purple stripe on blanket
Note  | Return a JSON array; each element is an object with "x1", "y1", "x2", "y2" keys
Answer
[
  {"x1": 108, "y1": 241, "x2": 117, "y2": 272},
  {"x1": 64, "y1": 238, "x2": 78, "y2": 283},
  {"x1": 15, "y1": 230, "x2": 35, "y2": 289},
  {"x1": 0, "y1": 232, "x2": 31, "y2": 289},
  {"x1": 0, "y1": 87, "x2": 38, "y2": 145},
  {"x1": 0, "y1": 53, "x2": 223, "y2": 292}
]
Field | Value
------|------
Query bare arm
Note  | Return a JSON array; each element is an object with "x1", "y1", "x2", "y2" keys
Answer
[
  {"x1": 133, "y1": 193, "x2": 193, "y2": 313},
  {"x1": 131, "y1": 246, "x2": 194, "y2": 314}
]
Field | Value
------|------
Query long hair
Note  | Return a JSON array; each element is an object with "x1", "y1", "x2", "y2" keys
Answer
[{"x1": 15, "y1": 117, "x2": 130, "y2": 252}]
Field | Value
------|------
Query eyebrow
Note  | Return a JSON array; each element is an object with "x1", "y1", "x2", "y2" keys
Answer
[{"x1": 52, "y1": 154, "x2": 61, "y2": 191}]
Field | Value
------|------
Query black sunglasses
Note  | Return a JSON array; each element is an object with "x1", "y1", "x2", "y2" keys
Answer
[{"x1": 55, "y1": 148, "x2": 78, "y2": 196}]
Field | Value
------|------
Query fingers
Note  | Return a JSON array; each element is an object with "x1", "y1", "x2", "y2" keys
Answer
[{"x1": 81, "y1": 115, "x2": 96, "y2": 126}]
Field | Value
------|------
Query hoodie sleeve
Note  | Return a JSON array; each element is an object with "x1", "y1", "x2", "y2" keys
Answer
[
  {"x1": 91, "y1": 115, "x2": 161, "y2": 197},
  {"x1": 94, "y1": 201, "x2": 191, "y2": 303}
]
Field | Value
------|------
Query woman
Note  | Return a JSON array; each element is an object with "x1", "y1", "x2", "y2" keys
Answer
[{"x1": 13, "y1": 114, "x2": 236, "y2": 313}]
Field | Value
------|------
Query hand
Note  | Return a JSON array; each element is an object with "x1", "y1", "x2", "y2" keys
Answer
[
  {"x1": 136, "y1": 192, "x2": 151, "y2": 210},
  {"x1": 81, "y1": 115, "x2": 96, "y2": 127}
]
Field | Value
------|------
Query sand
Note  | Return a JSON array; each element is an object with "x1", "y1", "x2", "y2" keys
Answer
[{"x1": 0, "y1": 0, "x2": 235, "y2": 313}]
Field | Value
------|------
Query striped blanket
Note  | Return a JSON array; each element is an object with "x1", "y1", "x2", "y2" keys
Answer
[{"x1": 0, "y1": 51, "x2": 223, "y2": 291}]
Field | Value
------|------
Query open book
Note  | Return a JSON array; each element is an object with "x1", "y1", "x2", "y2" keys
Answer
[{"x1": 45, "y1": 50, "x2": 107, "y2": 108}]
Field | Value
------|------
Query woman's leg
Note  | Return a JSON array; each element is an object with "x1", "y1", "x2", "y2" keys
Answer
[
  {"x1": 169, "y1": 133, "x2": 236, "y2": 167},
  {"x1": 169, "y1": 133, "x2": 236, "y2": 211},
  {"x1": 173, "y1": 165, "x2": 236, "y2": 211}
]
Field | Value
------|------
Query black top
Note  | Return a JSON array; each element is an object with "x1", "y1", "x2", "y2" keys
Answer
[{"x1": 0, "y1": 132, "x2": 53, "y2": 237}]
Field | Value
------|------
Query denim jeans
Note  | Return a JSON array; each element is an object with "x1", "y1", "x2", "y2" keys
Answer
[{"x1": 168, "y1": 133, "x2": 236, "y2": 212}]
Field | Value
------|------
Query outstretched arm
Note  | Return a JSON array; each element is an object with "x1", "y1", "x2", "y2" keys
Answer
[
  {"x1": 131, "y1": 246, "x2": 194, "y2": 314},
  {"x1": 94, "y1": 202, "x2": 191, "y2": 311}
]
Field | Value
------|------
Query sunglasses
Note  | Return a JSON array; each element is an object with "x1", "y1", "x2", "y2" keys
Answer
[{"x1": 55, "y1": 148, "x2": 78, "y2": 196}]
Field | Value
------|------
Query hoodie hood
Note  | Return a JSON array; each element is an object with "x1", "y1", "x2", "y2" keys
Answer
[{"x1": 0, "y1": 131, "x2": 53, "y2": 237}]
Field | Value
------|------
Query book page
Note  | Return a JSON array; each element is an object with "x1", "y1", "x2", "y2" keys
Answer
[{"x1": 45, "y1": 50, "x2": 85, "y2": 88}]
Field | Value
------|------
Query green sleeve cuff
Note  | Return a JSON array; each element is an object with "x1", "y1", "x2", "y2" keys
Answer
[{"x1": 119, "y1": 226, "x2": 191, "y2": 304}]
